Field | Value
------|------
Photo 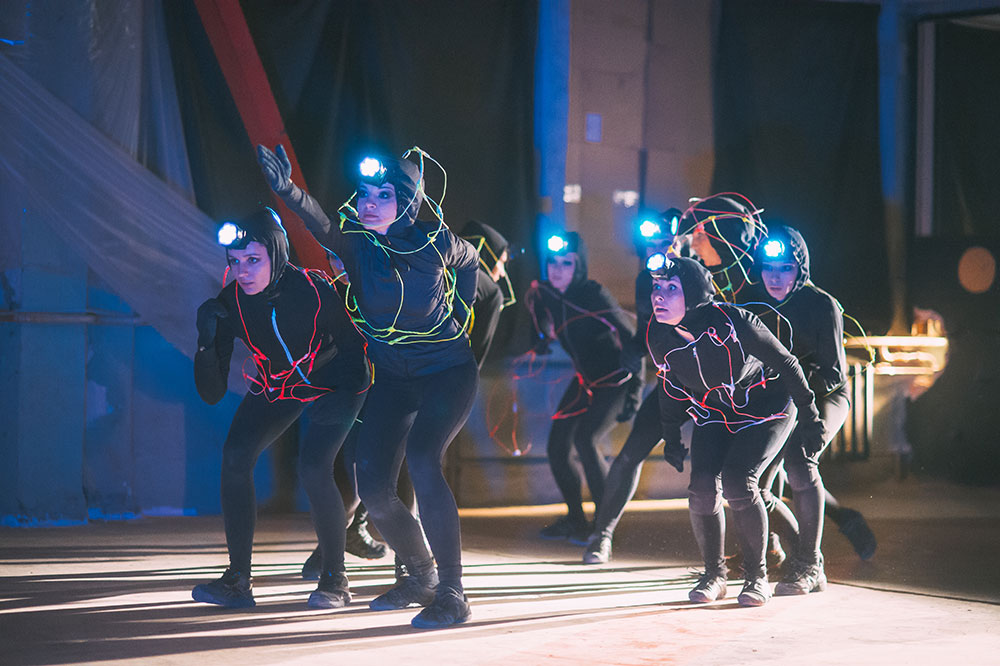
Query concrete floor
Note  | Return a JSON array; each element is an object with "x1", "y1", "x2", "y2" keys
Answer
[{"x1": 2, "y1": 477, "x2": 999, "y2": 665}]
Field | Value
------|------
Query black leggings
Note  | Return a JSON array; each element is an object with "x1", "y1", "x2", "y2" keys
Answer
[
  {"x1": 220, "y1": 387, "x2": 366, "y2": 575},
  {"x1": 591, "y1": 389, "x2": 661, "y2": 540},
  {"x1": 688, "y1": 391, "x2": 796, "y2": 577},
  {"x1": 547, "y1": 379, "x2": 628, "y2": 522},
  {"x1": 760, "y1": 384, "x2": 851, "y2": 562},
  {"x1": 355, "y1": 359, "x2": 478, "y2": 589}
]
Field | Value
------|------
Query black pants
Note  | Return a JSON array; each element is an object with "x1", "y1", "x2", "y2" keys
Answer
[
  {"x1": 355, "y1": 359, "x2": 479, "y2": 589},
  {"x1": 688, "y1": 390, "x2": 796, "y2": 577},
  {"x1": 220, "y1": 386, "x2": 366, "y2": 575},
  {"x1": 591, "y1": 388, "x2": 661, "y2": 539},
  {"x1": 547, "y1": 378, "x2": 628, "y2": 522},
  {"x1": 760, "y1": 384, "x2": 851, "y2": 562}
]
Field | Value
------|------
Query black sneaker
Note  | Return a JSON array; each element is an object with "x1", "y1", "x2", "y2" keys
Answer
[
  {"x1": 369, "y1": 571, "x2": 438, "y2": 611},
  {"x1": 582, "y1": 535, "x2": 612, "y2": 564},
  {"x1": 837, "y1": 508, "x2": 877, "y2": 561},
  {"x1": 539, "y1": 515, "x2": 589, "y2": 541},
  {"x1": 301, "y1": 546, "x2": 321, "y2": 581},
  {"x1": 688, "y1": 570, "x2": 728, "y2": 603},
  {"x1": 345, "y1": 517, "x2": 388, "y2": 560},
  {"x1": 192, "y1": 568, "x2": 255, "y2": 608},
  {"x1": 775, "y1": 556, "x2": 827, "y2": 596},
  {"x1": 410, "y1": 586, "x2": 471, "y2": 629},
  {"x1": 737, "y1": 573, "x2": 771, "y2": 607},
  {"x1": 307, "y1": 571, "x2": 352, "y2": 609}
]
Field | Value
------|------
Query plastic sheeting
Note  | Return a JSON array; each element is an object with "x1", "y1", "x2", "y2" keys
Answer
[{"x1": 0, "y1": 51, "x2": 221, "y2": 358}]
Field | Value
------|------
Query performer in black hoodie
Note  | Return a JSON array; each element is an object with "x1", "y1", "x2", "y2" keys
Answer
[
  {"x1": 684, "y1": 193, "x2": 762, "y2": 303},
  {"x1": 526, "y1": 231, "x2": 638, "y2": 543},
  {"x1": 646, "y1": 256, "x2": 823, "y2": 607},
  {"x1": 258, "y1": 144, "x2": 479, "y2": 629},
  {"x1": 743, "y1": 226, "x2": 876, "y2": 593},
  {"x1": 461, "y1": 219, "x2": 515, "y2": 367},
  {"x1": 191, "y1": 207, "x2": 371, "y2": 609},
  {"x1": 583, "y1": 208, "x2": 682, "y2": 564}
]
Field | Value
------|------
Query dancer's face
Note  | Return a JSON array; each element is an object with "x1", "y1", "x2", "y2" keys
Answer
[
  {"x1": 489, "y1": 250, "x2": 509, "y2": 283},
  {"x1": 546, "y1": 252, "x2": 577, "y2": 293},
  {"x1": 690, "y1": 223, "x2": 722, "y2": 267},
  {"x1": 761, "y1": 261, "x2": 798, "y2": 302},
  {"x1": 651, "y1": 276, "x2": 686, "y2": 325},
  {"x1": 356, "y1": 182, "x2": 398, "y2": 234},
  {"x1": 228, "y1": 241, "x2": 271, "y2": 295}
]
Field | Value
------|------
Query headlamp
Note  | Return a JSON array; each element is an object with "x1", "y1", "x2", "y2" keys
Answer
[
  {"x1": 639, "y1": 219, "x2": 661, "y2": 238},
  {"x1": 646, "y1": 252, "x2": 669, "y2": 273},
  {"x1": 547, "y1": 234, "x2": 569, "y2": 253},
  {"x1": 217, "y1": 222, "x2": 245, "y2": 248},
  {"x1": 763, "y1": 239, "x2": 786, "y2": 259},
  {"x1": 359, "y1": 156, "x2": 387, "y2": 185},
  {"x1": 668, "y1": 214, "x2": 679, "y2": 236}
]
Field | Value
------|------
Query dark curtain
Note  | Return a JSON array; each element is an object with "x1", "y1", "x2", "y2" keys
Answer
[
  {"x1": 933, "y1": 20, "x2": 1000, "y2": 237},
  {"x1": 712, "y1": 0, "x2": 889, "y2": 332}
]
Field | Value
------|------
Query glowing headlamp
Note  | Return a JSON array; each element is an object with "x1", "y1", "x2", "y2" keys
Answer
[
  {"x1": 639, "y1": 219, "x2": 661, "y2": 238},
  {"x1": 547, "y1": 234, "x2": 569, "y2": 253},
  {"x1": 217, "y1": 221, "x2": 245, "y2": 248},
  {"x1": 668, "y1": 215, "x2": 679, "y2": 236},
  {"x1": 646, "y1": 252, "x2": 670, "y2": 273},
  {"x1": 763, "y1": 239, "x2": 786, "y2": 259},
  {"x1": 359, "y1": 156, "x2": 387, "y2": 185}
]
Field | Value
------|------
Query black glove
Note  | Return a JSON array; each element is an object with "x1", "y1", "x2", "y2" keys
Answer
[
  {"x1": 620, "y1": 344, "x2": 644, "y2": 378},
  {"x1": 532, "y1": 334, "x2": 552, "y2": 356},
  {"x1": 616, "y1": 376, "x2": 642, "y2": 422},
  {"x1": 196, "y1": 298, "x2": 229, "y2": 350},
  {"x1": 663, "y1": 440, "x2": 688, "y2": 473},
  {"x1": 256, "y1": 144, "x2": 293, "y2": 195},
  {"x1": 797, "y1": 414, "x2": 826, "y2": 457}
]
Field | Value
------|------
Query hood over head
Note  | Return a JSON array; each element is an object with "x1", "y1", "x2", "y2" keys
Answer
[
  {"x1": 221, "y1": 206, "x2": 289, "y2": 293},
  {"x1": 649, "y1": 255, "x2": 716, "y2": 313},
  {"x1": 462, "y1": 219, "x2": 510, "y2": 272},
  {"x1": 357, "y1": 153, "x2": 424, "y2": 226},
  {"x1": 544, "y1": 230, "x2": 588, "y2": 286},
  {"x1": 689, "y1": 194, "x2": 758, "y2": 268},
  {"x1": 752, "y1": 224, "x2": 811, "y2": 295}
]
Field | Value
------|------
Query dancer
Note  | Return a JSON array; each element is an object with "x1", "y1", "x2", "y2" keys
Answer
[
  {"x1": 191, "y1": 207, "x2": 371, "y2": 609},
  {"x1": 526, "y1": 231, "x2": 638, "y2": 544},
  {"x1": 461, "y1": 219, "x2": 515, "y2": 367},
  {"x1": 646, "y1": 256, "x2": 823, "y2": 606},
  {"x1": 258, "y1": 144, "x2": 479, "y2": 628},
  {"x1": 583, "y1": 208, "x2": 682, "y2": 563},
  {"x1": 744, "y1": 225, "x2": 875, "y2": 594}
]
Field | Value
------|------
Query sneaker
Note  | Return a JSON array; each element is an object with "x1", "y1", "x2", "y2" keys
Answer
[
  {"x1": 775, "y1": 556, "x2": 827, "y2": 596},
  {"x1": 539, "y1": 515, "x2": 589, "y2": 541},
  {"x1": 688, "y1": 570, "x2": 728, "y2": 603},
  {"x1": 192, "y1": 568, "x2": 255, "y2": 608},
  {"x1": 345, "y1": 517, "x2": 388, "y2": 560},
  {"x1": 369, "y1": 571, "x2": 438, "y2": 611},
  {"x1": 301, "y1": 546, "x2": 322, "y2": 581},
  {"x1": 837, "y1": 508, "x2": 877, "y2": 561},
  {"x1": 737, "y1": 573, "x2": 771, "y2": 607},
  {"x1": 307, "y1": 571, "x2": 352, "y2": 609},
  {"x1": 582, "y1": 535, "x2": 612, "y2": 564},
  {"x1": 410, "y1": 586, "x2": 471, "y2": 629}
]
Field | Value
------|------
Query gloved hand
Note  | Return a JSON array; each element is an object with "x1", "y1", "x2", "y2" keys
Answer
[
  {"x1": 663, "y1": 440, "x2": 688, "y2": 474},
  {"x1": 256, "y1": 144, "x2": 293, "y2": 195},
  {"x1": 532, "y1": 334, "x2": 552, "y2": 356},
  {"x1": 620, "y1": 344, "x2": 644, "y2": 378},
  {"x1": 196, "y1": 298, "x2": 229, "y2": 350},
  {"x1": 616, "y1": 376, "x2": 642, "y2": 422},
  {"x1": 797, "y1": 414, "x2": 826, "y2": 457}
]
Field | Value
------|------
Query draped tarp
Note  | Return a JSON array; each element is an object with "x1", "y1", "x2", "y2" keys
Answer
[
  {"x1": 0, "y1": 52, "x2": 222, "y2": 358},
  {"x1": 711, "y1": 0, "x2": 889, "y2": 332}
]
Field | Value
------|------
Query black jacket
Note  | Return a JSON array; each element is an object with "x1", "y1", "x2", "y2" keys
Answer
[
  {"x1": 195, "y1": 268, "x2": 370, "y2": 404},
  {"x1": 281, "y1": 185, "x2": 479, "y2": 377},
  {"x1": 470, "y1": 271, "x2": 504, "y2": 367},
  {"x1": 648, "y1": 301, "x2": 820, "y2": 447}
]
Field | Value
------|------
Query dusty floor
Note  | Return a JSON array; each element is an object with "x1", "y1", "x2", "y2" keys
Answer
[{"x1": 2, "y1": 477, "x2": 999, "y2": 665}]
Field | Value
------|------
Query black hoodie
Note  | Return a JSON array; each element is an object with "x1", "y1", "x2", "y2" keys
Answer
[
  {"x1": 742, "y1": 225, "x2": 847, "y2": 396},
  {"x1": 279, "y1": 157, "x2": 479, "y2": 377},
  {"x1": 646, "y1": 258, "x2": 820, "y2": 446},
  {"x1": 194, "y1": 209, "x2": 369, "y2": 404},
  {"x1": 461, "y1": 220, "x2": 511, "y2": 367},
  {"x1": 527, "y1": 232, "x2": 635, "y2": 386}
]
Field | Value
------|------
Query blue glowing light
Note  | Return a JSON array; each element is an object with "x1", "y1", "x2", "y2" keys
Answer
[
  {"x1": 217, "y1": 222, "x2": 243, "y2": 247},
  {"x1": 639, "y1": 220, "x2": 661, "y2": 238},
  {"x1": 669, "y1": 215, "x2": 679, "y2": 235},
  {"x1": 359, "y1": 157, "x2": 385, "y2": 179},
  {"x1": 646, "y1": 252, "x2": 667, "y2": 272},
  {"x1": 763, "y1": 239, "x2": 786, "y2": 258},
  {"x1": 547, "y1": 235, "x2": 569, "y2": 253}
]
